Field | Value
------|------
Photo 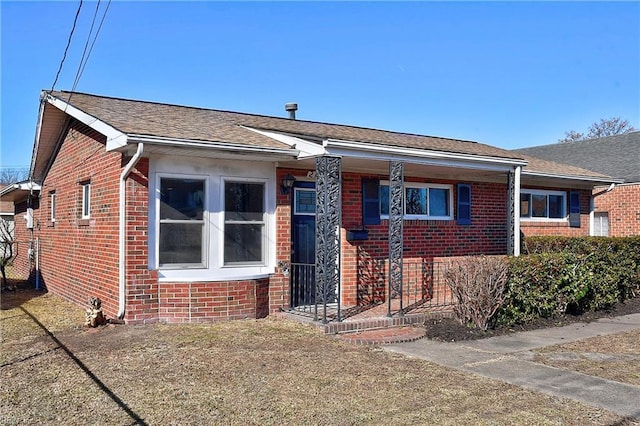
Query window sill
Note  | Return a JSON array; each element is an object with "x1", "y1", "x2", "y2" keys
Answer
[
  {"x1": 158, "y1": 266, "x2": 275, "y2": 283},
  {"x1": 77, "y1": 219, "x2": 91, "y2": 227}
]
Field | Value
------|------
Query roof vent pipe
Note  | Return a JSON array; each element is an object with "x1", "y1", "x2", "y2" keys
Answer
[{"x1": 285, "y1": 103, "x2": 298, "y2": 119}]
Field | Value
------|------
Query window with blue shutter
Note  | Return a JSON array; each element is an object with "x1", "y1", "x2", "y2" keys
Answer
[
  {"x1": 457, "y1": 183, "x2": 472, "y2": 225},
  {"x1": 569, "y1": 191, "x2": 580, "y2": 227},
  {"x1": 362, "y1": 179, "x2": 381, "y2": 225}
]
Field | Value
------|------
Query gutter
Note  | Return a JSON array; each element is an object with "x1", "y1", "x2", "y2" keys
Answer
[{"x1": 117, "y1": 143, "x2": 143, "y2": 320}]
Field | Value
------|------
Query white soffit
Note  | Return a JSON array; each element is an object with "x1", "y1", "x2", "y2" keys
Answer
[{"x1": 45, "y1": 93, "x2": 128, "y2": 150}]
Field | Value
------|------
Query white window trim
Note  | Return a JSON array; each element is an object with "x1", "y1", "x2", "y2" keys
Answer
[
  {"x1": 380, "y1": 181, "x2": 454, "y2": 221},
  {"x1": 293, "y1": 187, "x2": 316, "y2": 216},
  {"x1": 221, "y1": 177, "x2": 268, "y2": 268},
  {"x1": 156, "y1": 174, "x2": 209, "y2": 270},
  {"x1": 520, "y1": 189, "x2": 567, "y2": 222},
  {"x1": 50, "y1": 192, "x2": 56, "y2": 223},
  {"x1": 81, "y1": 183, "x2": 91, "y2": 219},
  {"x1": 148, "y1": 156, "x2": 277, "y2": 283}
]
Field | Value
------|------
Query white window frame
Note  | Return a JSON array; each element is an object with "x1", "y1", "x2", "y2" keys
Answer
[
  {"x1": 592, "y1": 211, "x2": 609, "y2": 237},
  {"x1": 380, "y1": 181, "x2": 454, "y2": 221},
  {"x1": 157, "y1": 174, "x2": 208, "y2": 269},
  {"x1": 81, "y1": 183, "x2": 91, "y2": 219},
  {"x1": 50, "y1": 191, "x2": 56, "y2": 223},
  {"x1": 221, "y1": 177, "x2": 267, "y2": 268},
  {"x1": 520, "y1": 189, "x2": 567, "y2": 221}
]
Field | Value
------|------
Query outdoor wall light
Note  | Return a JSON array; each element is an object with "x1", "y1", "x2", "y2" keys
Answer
[{"x1": 280, "y1": 174, "x2": 296, "y2": 194}]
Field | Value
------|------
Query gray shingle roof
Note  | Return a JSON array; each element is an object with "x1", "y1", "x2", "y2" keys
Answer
[{"x1": 515, "y1": 132, "x2": 640, "y2": 183}]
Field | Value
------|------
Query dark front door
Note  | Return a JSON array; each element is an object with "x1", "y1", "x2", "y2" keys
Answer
[{"x1": 290, "y1": 182, "x2": 316, "y2": 307}]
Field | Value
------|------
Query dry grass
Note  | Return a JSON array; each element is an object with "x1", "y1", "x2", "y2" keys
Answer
[
  {"x1": 534, "y1": 329, "x2": 640, "y2": 387},
  {"x1": 0, "y1": 289, "x2": 632, "y2": 425}
]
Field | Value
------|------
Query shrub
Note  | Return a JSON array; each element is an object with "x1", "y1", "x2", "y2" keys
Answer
[
  {"x1": 444, "y1": 256, "x2": 508, "y2": 330},
  {"x1": 498, "y1": 236, "x2": 640, "y2": 326}
]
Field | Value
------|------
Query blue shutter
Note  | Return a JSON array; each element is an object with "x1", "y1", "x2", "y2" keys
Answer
[
  {"x1": 569, "y1": 191, "x2": 580, "y2": 227},
  {"x1": 457, "y1": 183, "x2": 472, "y2": 225},
  {"x1": 362, "y1": 179, "x2": 381, "y2": 225}
]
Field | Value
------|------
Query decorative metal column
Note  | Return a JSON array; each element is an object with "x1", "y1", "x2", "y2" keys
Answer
[
  {"x1": 315, "y1": 156, "x2": 342, "y2": 323},
  {"x1": 388, "y1": 160, "x2": 404, "y2": 317},
  {"x1": 506, "y1": 170, "x2": 515, "y2": 256}
]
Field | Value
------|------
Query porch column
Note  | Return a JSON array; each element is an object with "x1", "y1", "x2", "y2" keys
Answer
[
  {"x1": 388, "y1": 160, "x2": 404, "y2": 317},
  {"x1": 315, "y1": 156, "x2": 342, "y2": 323},
  {"x1": 506, "y1": 166, "x2": 522, "y2": 256},
  {"x1": 514, "y1": 166, "x2": 521, "y2": 256}
]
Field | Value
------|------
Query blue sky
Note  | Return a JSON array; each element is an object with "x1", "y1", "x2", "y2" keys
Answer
[{"x1": 2, "y1": 1, "x2": 639, "y2": 170}]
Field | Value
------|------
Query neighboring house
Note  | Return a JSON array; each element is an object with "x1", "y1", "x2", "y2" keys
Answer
[
  {"x1": 0, "y1": 182, "x2": 42, "y2": 281},
  {"x1": 10, "y1": 90, "x2": 615, "y2": 324},
  {"x1": 516, "y1": 131, "x2": 640, "y2": 236}
]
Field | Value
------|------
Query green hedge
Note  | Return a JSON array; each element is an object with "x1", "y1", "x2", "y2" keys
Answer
[{"x1": 497, "y1": 236, "x2": 640, "y2": 326}]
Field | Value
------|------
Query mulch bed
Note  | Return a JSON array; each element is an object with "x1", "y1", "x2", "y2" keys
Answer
[{"x1": 425, "y1": 297, "x2": 640, "y2": 342}]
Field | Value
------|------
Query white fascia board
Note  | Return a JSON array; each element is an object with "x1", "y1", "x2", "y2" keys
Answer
[
  {"x1": 241, "y1": 126, "x2": 326, "y2": 158},
  {"x1": 324, "y1": 138, "x2": 528, "y2": 171},
  {"x1": 127, "y1": 134, "x2": 300, "y2": 157},
  {"x1": 522, "y1": 171, "x2": 624, "y2": 185},
  {"x1": 0, "y1": 182, "x2": 41, "y2": 199},
  {"x1": 45, "y1": 93, "x2": 128, "y2": 150}
]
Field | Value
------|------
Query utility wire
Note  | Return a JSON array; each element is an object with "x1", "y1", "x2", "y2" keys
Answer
[
  {"x1": 50, "y1": 0, "x2": 83, "y2": 92},
  {"x1": 71, "y1": 0, "x2": 101, "y2": 92},
  {"x1": 74, "y1": 0, "x2": 111, "y2": 92}
]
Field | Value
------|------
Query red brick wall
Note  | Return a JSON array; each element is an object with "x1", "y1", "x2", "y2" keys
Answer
[
  {"x1": 34, "y1": 120, "x2": 123, "y2": 318},
  {"x1": 520, "y1": 188, "x2": 592, "y2": 237},
  {"x1": 274, "y1": 168, "x2": 510, "y2": 309},
  {"x1": 158, "y1": 279, "x2": 269, "y2": 323},
  {"x1": 34, "y1": 122, "x2": 275, "y2": 324},
  {"x1": 593, "y1": 183, "x2": 640, "y2": 236}
]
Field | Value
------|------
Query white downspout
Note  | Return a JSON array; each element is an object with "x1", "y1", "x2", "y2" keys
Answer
[
  {"x1": 118, "y1": 143, "x2": 144, "y2": 319},
  {"x1": 513, "y1": 166, "x2": 521, "y2": 256}
]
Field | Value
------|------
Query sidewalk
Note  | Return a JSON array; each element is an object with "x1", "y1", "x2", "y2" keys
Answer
[{"x1": 385, "y1": 313, "x2": 640, "y2": 420}]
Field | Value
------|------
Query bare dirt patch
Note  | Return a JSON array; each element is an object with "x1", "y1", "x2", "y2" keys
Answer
[{"x1": 1, "y1": 288, "x2": 636, "y2": 425}]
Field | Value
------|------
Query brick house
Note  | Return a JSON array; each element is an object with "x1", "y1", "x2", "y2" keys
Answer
[
  {"x1": 9, "y1": 90, "x2": 616, "y2": 324},
  {"x1": 0, "y1": 181, "x2": 41, "y2": 282},
  {"x1": 516, "y1": 131, "x2": 640, "y2": 236}
]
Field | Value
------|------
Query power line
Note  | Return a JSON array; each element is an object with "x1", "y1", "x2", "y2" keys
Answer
[
  {"x1": 50, "y1": 0, "x2": 83, "y2": 92},
  {"x1": 71, "y1": 0, "x2": 111, "y2": 93}
]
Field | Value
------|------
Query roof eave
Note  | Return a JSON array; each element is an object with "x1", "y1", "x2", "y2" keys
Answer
[
  {"x1": 521, "y1": 171, "x2": 623, "y2": 185},
  {"x1": 126, "y1": 134, "x2": 300, "y2": 158},
  {"x1": 45, "y1": 92, "x2": 128, "y2": 150},
  {"x1": 324, "y1": 138, "x2": 528, "y2": 171}
]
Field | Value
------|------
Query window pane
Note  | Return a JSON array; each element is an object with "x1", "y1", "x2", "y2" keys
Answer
[
  {"x1": 160, "y1": 178, "x2": 204, "y2": 220},
  {"x1": 295, "y1": 189, "x2": 316, "y2": 214},
  {"x1": 520, "y1": 194, "x2": 531, "y2": 217},
  {"x1": 531, "y1": 194, "x2": 547, "y2": 218},
  {"x1": 380, "y1": 185, "x2": 389, "y2": 216},
  {"x1": 224, "y1": 224, "x2": 263, "y2": 263},
  {"x1": 159, "y1": 222, "x2": 203, "y2": 265},
  {"x1": 225, "y1": 182, "x2": 264, "y2": 221},
  {"x1": 406, "y1": 187, "x2": 427, "y2": 215},
  {"x1": 548, "y1": 195, "x2": 564, "y2": 218},
  {"x1": 429, "y1": 188, "x2": 449, "y2": 216}
]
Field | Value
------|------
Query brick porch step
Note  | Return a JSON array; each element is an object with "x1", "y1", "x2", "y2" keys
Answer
[{"x1": 337, "y1": 325, "x2": 426, "y2": 345}]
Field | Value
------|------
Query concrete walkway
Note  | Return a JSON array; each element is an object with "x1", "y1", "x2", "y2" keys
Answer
[{"x1": 385, "y1": 313, "x2": 640, "y2": 419}]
